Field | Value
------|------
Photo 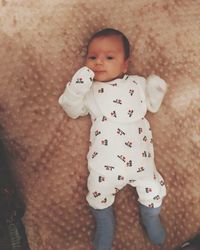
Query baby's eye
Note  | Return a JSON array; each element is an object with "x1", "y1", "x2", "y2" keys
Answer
[
  {"x1": 88, "y1": 56, "x2": 96, "y2": 60},
  {"x1": 106, "y1": 56, "x2": 114, "y2": 60}
]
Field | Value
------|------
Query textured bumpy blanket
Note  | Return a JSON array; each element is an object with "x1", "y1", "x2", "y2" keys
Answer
[{"x1": 0, "y1": 0, "x2": 199, "y2": 249}]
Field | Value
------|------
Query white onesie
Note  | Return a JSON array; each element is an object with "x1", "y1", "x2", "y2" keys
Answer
[{"x1": 59, "y1": 67, "x2": 167, "y2": 209}]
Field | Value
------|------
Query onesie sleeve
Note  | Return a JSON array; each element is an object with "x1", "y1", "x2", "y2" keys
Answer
[
  {"x1": 145, "y1": 75, "x2": 168, "y2": 113},
  {"x1": 58, "y1": 66, "x2": 94, "y2": 119}
]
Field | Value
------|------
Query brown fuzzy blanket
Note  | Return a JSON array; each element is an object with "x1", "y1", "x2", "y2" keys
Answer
[{"x1": 0, "y1": 0, "x2": 199, "y2": 249}]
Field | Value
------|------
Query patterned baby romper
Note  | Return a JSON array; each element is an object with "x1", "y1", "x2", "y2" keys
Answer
[{"x1": 58, "y1": 67, "x2": 167, "y2": 210}]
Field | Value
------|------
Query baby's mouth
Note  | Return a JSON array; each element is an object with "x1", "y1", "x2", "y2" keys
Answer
[{"x1": 95, "y1": 70, "x2": 106, "y2": 73}]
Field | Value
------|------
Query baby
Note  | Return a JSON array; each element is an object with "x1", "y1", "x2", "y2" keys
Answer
[{"x1": 59, "y1": 28, "x2": 167, "y2": 250}]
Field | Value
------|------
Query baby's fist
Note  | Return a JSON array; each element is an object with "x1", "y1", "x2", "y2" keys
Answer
[{"x1": 70, "y1": 66, "x2": 95, "y2": 95}]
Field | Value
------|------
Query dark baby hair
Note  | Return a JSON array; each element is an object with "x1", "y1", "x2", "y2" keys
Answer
[{"x1": 87, "y1": 28, "x2": 130, "y2": 59}]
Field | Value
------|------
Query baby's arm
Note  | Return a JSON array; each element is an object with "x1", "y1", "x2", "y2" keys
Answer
[
  {"x1": 145, "y1": 75, "x2": 168, "y2": 113},
  {"x1": 58, "y1": 66, "x2": 94, "y2": 118}
]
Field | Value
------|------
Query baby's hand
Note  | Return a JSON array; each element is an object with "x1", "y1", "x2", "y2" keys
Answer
[
  {"x1": 147, "y1": 75, "x2": 167, "y2": 93},
  {"x1": 146, "y1": 75, "x2": 168, "y2": 113},
  {"x1": 69, "y1": 66, "x2": 95, "y2": 95}
]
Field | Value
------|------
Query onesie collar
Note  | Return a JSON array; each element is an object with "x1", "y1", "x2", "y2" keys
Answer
[{"x1": 94, "y1": 74, "x2": 129, "y2": 85}]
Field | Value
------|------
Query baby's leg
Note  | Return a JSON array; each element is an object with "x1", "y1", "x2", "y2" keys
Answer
[
  {"x1": 134, "y1": 172, "x2": 167, "y2": 245},
  {"x1": 87, "y1": 170, "x2": 127, "y2": 249},
  {"x1": 139, "y1": 203, "x2": 166, "y2": 245},
  {"x1": 90, "y1": 205, "x2": 115, "y2": 250}
]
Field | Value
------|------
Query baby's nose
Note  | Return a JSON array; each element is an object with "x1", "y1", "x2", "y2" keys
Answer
[{"x1": 96, "y1": 57, "x2": 103, "y2": 65}]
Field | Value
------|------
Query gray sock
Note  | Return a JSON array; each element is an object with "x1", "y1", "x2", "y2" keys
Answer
[
  {"x1": 90, "y1": 206, "x2": 115, "y2": 250},
  {"x1": 139, "y1": 203, "x2": 166, "y2": 245}
]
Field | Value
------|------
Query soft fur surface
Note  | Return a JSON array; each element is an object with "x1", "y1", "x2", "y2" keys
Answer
[{"x1": 0, "y1": 0, "x2": 200, "y2": 249}]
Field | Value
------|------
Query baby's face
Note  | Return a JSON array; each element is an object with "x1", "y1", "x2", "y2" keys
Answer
[{"x1": 86, "y1": 35, "x2": 128, "y2": 82}]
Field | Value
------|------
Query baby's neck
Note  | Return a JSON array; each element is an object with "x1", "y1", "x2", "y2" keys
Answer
[{"x1": 101, "y1": 73, "x2": 126, "y2": 83}]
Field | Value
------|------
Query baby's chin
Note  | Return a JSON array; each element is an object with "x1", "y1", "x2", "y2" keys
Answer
[
  {"x1": 94, "y1": 77, "x2": 112, "y2": 82},
  {"x1": 94, "y1": 74, "x2": 124, "y2": 82}
]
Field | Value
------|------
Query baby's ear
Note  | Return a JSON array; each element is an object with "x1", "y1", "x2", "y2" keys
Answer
[{"x1": 123, "y1": 59, "x2": 129, "y2": 73}]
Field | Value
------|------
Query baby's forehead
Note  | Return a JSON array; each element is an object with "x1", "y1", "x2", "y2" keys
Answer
[
  {"x1": 87, "y1": 35, "x2": 124, "y2": 52},
  {"x1": 89, "y1": 35, "x2": 122, "y2": 45}
]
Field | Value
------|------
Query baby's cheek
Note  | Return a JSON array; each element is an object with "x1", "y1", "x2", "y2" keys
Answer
[
  {"x1": 85, "y1": 60, "x2": 91, "y2": 67},
  {"x1": 85, "y1": 62, "x2": 95, "y2": 72}
]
